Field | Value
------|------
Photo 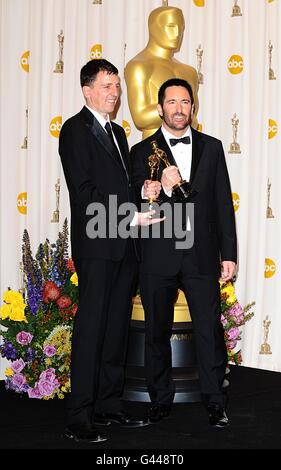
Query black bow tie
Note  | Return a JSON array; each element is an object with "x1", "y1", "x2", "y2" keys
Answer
[{"x1": 169, "y1": 136, "x2": 191, "y2": 146}]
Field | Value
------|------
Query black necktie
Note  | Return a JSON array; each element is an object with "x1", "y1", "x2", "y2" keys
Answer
[
  {"x1": 169, "y1": 136, "x2": 191, "y2": 146},
  {"x1": 105, "y1": 122, "x2": 128, "y2": 177}
]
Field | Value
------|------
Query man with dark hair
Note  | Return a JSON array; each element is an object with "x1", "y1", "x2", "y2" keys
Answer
[
  {"x1": 59, "y1": 59, "x2": 161, "y2": 443},
  {"x1": 131, "y1": 78, "x2": 237, "y2": 428}
]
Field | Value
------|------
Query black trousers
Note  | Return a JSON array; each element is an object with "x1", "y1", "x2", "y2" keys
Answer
[
  {"x1": 140, "y1": 250, "x2": 227, "y2": 407},
  {"x1": 68, "y1": 242, "x2": 138, "y2": 426}
]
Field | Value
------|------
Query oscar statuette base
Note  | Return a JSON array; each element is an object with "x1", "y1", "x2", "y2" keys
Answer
[{"x1": 123, "y1": 291, "x2": 201, "y2": 403}]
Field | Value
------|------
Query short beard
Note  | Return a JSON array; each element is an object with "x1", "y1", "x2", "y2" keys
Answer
[{"x1": 163, "y1": 113, "x2": 191, "y2": 131}]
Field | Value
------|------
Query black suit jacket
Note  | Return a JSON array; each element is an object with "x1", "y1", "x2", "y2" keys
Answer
[
  {"x1": 59, "y1": 106, "x2": 136, "y2": 261},
  {"x1": 131, "y1": 127, "x2": 237, "y2": 276}
]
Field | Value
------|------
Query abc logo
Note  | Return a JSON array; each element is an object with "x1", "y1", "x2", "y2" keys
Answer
[
  {"x1": 90, "y1": 44, "x2": 102, "y2": 60},
  {"x1": 228, "y1": 55, "x2": 244, "y2": 75},
  {"x1": 268, "y1": 119, "x2": 278, "y2": 139},
  {"x1": 50, "y1": 116, "x2": 62, "y2": 138},
  {"x1": 232, "y1": 193, "x2": 240, "y2": 212},
  {"x1": 17, "y1": 192, "x2": 27, "y2": 215},
  {"x1": 122, "y1": 120, "x2": 131, "y2": 138},
  {"x1": 197, "y1": 123, "x2": 203, "y2": 133},
  {"x1": 21, "y1": 51, "x2": 30, "y2": 72},
  {"x1": 264, "y1": 258, "x2": 276, "y2": 278},
  {"x1": 193, "y1": 0, "x2": 205, "y2": 6}
]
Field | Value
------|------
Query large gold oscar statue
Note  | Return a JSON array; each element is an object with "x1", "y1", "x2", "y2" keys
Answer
[
  {"x1": 124, "y1": 3, "x2": 200, "y2": 403},
  {"x1": 124, "y1": 5, "x2": 199, "y2": 140}
]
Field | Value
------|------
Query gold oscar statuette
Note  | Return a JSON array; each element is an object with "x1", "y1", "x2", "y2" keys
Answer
[
  {"x1": 269, "y1": 41, "x2": 276, "y2": 81},
  {"x1": 232, "y1": 0, "x2": 242, "y2": 17},
  {"x1": 51, "y1": 179, "x2": 60, "y2": 223},
  {"x1": 21, "y1": 109, "x2": 28, "y2": 149},
  {"x1": 149, "y1": 140, "x2": 194, "y2": 202},
  {"x1": 259, "y1": 316, "x2": 272, "y2": 355},
  {"x1": 93, "y1": 0, "x2": 102, "y2": 4},
  {"x1": 162, "y1": 0, "x2": 169, "y2": 5},
  {"x1": 266, "y1": 179, "x2": 274, "y2": 219},
  {"x1": 229, "y1": 113, "x2": 241, "y2": 154},
  {"x1": 147, "y1": 152, "x2": 161, "y2": 211},
  {"x1": 54, "y1": 30, "x2": 64, "y2": 73},
  {"x1": 196, "y1": 44, "x2": 204, "y2": 85},
  {"x1": 125, "y1": 5, "x2": 199, "y2": 140}
]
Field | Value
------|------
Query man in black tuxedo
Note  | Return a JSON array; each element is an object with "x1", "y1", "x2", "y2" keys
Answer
[
  {"x1": 59, "y1": 59, "x2": 162, "y2": 443},
  {"x1": 131, "y1": 78, "x2": 237, "y2": 428}
]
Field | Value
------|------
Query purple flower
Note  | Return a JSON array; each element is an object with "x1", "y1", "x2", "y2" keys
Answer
[
  {"x1": 226, "y1": 340, "x2": 237, "y2": 350},
  {"x1": 16, "y1": 331, "x2": 33, "y2": 345},
  {"x1": 227, "y1": 327, "x2": 240, "y2": 341},
  {"x1": 220, "y1": 314, "x2": 227, "y2": 326},
  {"x1": 227, "y1": 303, "x2": 245, "y2": 324},
  {"x1": 38, "y1": 379, "x2": 60, "y2": 397},
  {"x1": 28, "y1": 385, "x2": 43, "y2": 399},
  {"x1": 24, "y1": 347, "x2": 36, "y2": 362},
  {"x1": 11, "y1": 358, "x2": 26, "y2": 373},
  {"x1": 0, "y1": 341, "x2": 17, "y2": 360},
  {"x1": 12, "y1": 373, "x2": 26, "y2": 391},
  {"x1": 43, "y1": 345, "x2": 56, "y2": 357},
  {"x1": 40, "y1": 368, "x2": 56, "y2": 382}
]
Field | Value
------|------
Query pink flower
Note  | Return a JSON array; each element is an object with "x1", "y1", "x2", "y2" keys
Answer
[
  {"x1": 221, "y1": 314, "x2": 227, "y2": 326},
  {"x1": 226, "y1": 340, "x2": 237, "y2": 350},
  {"x1": 38, "y1": 379, "x2": 59, "y2": 397},
  {"x1": 28, "y1": 385, "x2": 43, "y2": 399},
  {"x1": 11, "y1": 358, "x2": 25, "y2": 373},
  {"x1": 43, "y1": 345, "x2": 56, "y2": 357},
  {"x1": 12, "y1": 373, "x2": 26, "y2": 390},
  {"x1": 16, "y1": 331, "x2": 33, "y2": 345},
  {"x1": 40, "y1": 368, "x2": 56, "y2": 382},
  {"x1": 227, "y1": 327, "x2": 240, "y2": 341}
]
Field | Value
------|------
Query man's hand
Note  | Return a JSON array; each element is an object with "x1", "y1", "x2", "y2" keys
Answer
[
  {"x1": 135, "y1": 210, "x2": 166, "y2": 226},
  {"x1": 143, "y1": 180, "x2": 162, "y2": 199},
  {"x1": 161, "y1": 166, "x2": 181, "y2": 192},
  {"x1": 220, "y1": 261, "x2": 236, "y2": 282}
]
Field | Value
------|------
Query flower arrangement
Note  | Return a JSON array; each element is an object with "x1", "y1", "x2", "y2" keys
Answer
[
  {"x1": 0, "y1": 220, "x2": 254, "y2": 399},
  {"x1": 0, "y1": 220, "x2": 78, "y2": 399},
  {"x1": 220, "y1": 280, "x2": 255, "y2": 365}
]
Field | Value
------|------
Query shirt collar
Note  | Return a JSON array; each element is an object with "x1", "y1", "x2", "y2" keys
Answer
[
  {"x1": 86, "y1": 106, "x2": 110, "y2": 129},
  {"x1": 161, "y1": 125, "x2": 192, "y2": 144}
]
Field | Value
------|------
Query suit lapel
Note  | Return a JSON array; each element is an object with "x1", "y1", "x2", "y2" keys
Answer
[
  {"x1": 152, "y1": 129, "x2": 178, "y2": 168},
  {"x1": 151, "y1": 127, "x2": 206, "y2": 190},
  {"x1": 190, "y1": 128, "x2": 205, "y2": 185},
  {"x1": 80, "y1": 106, "x2": 128, "y2": 178},
  {"x1": 111, "y1": 122, "x2": 130, "y2": 174}
]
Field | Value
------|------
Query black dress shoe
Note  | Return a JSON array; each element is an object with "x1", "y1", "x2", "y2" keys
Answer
[
  {"x1": 65, "y1": 424, "x2": 107, "y2": 442},
  {"x1": 148, "y1": 404, "x2": 171, "y2": 424},
  {"x1": 93, "y1": 411, "x2": 149, "y2": 428},
  {"x1": 207, "y1": 405, "x2": 229, "y2": 428}
]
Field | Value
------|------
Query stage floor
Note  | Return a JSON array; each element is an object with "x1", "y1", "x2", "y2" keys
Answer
[{"x1": 1, "y1": 365, "x2": 281, "y2": 449}]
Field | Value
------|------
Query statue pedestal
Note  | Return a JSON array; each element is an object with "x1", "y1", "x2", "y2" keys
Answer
[{"x1": 123, "y1": 292, "x2": 201, "y2": 403}]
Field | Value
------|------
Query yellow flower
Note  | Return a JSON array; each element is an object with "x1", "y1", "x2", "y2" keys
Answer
[
  {"x1": 1, "y1": 290, "x2": 27, "y2": 322},
  {"x1": 70, "y1": 272, "x2": 78, "y2": 286},
  {"x1": 45, "y1": 358, "x2": 52, "y2": 366},
  {"x1": 221, "y1": 284, "x2": 235, "y2": 297},
  {"x1": 3, "y1": 290, "x2": 25, "y2": 306},
  {"x1": 9, "y1": 306, "x2": 28, "y2": 323},
  {"x1": 0, "y1": 304, "x2": 11, "y2": 320},
  {"x1": 226, "y1": 295, "x2": 237, "y2": 305},
  {"x1": 5, "y1": 368, "x2": 14, "y2": 377},
  {"x1": 43, "y1": 325, "x2": 72, "y2": 358}
]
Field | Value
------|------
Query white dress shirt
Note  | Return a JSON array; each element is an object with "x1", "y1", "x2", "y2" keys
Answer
[
  {"x1": 86, "y1": 106, "x2": 122, "y2": 155},
  {"x1": 161, "y1": 125, "x2": 192, "y2": 183}
]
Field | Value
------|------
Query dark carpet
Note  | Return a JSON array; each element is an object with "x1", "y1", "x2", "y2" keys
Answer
[{"x1": 1, "y1": 365, "x2": 281, "y2": 450}]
